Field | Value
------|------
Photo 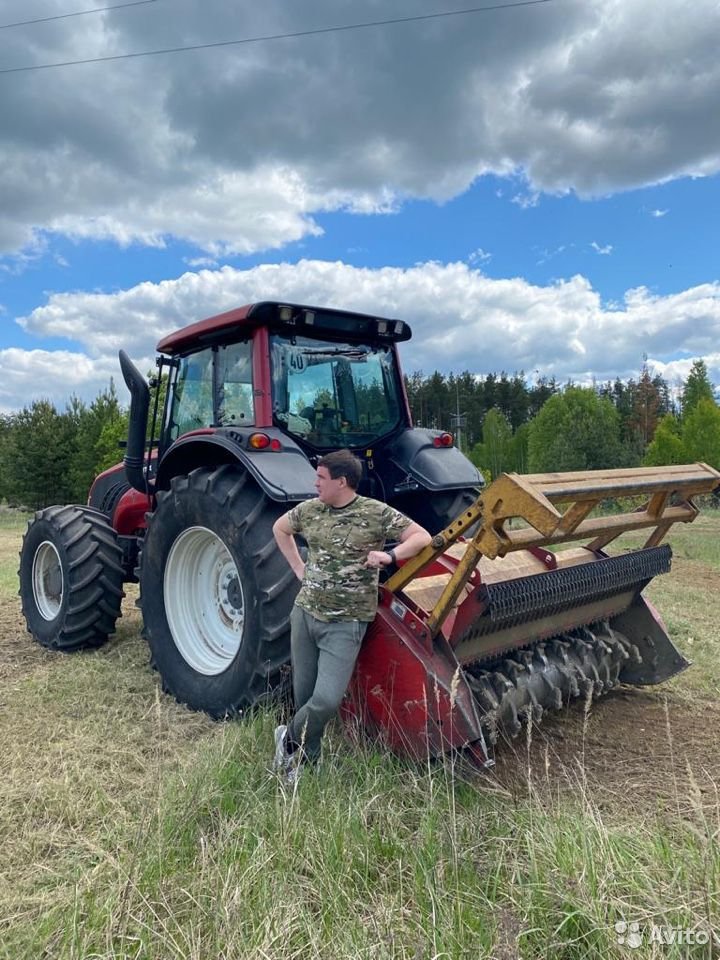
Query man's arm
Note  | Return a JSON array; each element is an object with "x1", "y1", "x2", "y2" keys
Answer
[
  {"x1": 365, "y1": 521, "x2": 431, "y2": 569},
  {"x1": 272, "y1": 513, "x2": 306, "y2": 581}
]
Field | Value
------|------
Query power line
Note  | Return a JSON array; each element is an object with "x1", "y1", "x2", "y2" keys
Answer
[
  {"x1": 0, "y1": 0, "x2": 158, "y2": 31},
  {"x1": 0, "y1": 0, "x2": 555, "y2": 75}
]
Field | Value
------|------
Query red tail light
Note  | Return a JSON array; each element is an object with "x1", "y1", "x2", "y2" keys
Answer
[
  {"x1": 433, "y1": 433, "x2": 454, "y2": 448},
  {"x1": 249, "y1": 433, "x2": 282, "y2": 451}
]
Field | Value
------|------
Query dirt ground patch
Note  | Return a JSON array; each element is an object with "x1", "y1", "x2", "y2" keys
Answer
[{"x1": 488, "y1": 687, "x2": 720, "y2": 818}]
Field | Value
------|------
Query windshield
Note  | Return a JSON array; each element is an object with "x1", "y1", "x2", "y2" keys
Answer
[
  {"x1": 270, "y1": 334, "x2": 402, "y2": 447},
  {"x1": 167, "y1": 341, "x2": 254, "y2": 441}
]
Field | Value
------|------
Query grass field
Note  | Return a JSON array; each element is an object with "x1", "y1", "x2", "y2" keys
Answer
[{"x1": 0, "y1": 508, "x2": 718, "y2": 959}]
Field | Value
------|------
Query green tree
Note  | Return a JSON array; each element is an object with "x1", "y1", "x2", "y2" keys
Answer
[
  {"x1": 682, "y1": 398, "x2": 720, "y2": 468},
  {"x1": 643, "y1": 414, "x2": 686, "y2": 466},
  {"x1": 627, "y1": 364, "x2": 661, "y2": 450},
  {"x1": 0, "y1": 414, "x2": 12, "y2": 502},
  {"x1": 67, "y1": 381, "x2": 125, "y2": 501},
  {"x1": 681, "y1": 360, "x2": 714, "y2": 419},
  {"x1": 470, "y1": 408, "x2": 513, "y2": 479},
  {"x1": 2, "y1": 400, "x2": 77, "y2": 509},
  {"x1": 95, "y1": 411, "x2": 131, "y2": 473},
  {"x1": 510, "y1": 422, "x2": 531, "y2": 473},
  {"x1": 527, "y1": 387, "x2": 624, "y2": 472}
]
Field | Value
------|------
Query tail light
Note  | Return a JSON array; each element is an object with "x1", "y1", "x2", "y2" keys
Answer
[
  {"x1": 433, "y1": 433, "x2": 454, "y2": 448},
  {"x1": 249, "y1": 433, "x2": 282, "y2": 451}
]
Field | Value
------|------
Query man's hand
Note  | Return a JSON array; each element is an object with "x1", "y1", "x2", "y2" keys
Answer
[
  {"x1": 364, "y1": 550, "x2": 393, "y2": 569},
  {"x1": 364, "y1": 522, "x2": 432, "y2": 569}
]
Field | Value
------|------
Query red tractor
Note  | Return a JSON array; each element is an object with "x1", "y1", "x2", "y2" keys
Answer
[
  {"x1": 18, "y1": 300, "x2": 720, "y2": 764},
  {"x1": 19, "y1": 301, "x2": 482, "y2": 718}
]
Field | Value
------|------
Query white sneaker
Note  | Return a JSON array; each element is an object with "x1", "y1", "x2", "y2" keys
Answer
[
  {"x1": 272, "y1": 725, "x2": 288, "y2": 772},
  {"x1": 285, "y1": 758, "x2": 302, "y2": 787}
]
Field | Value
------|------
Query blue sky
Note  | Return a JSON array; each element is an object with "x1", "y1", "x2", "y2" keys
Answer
[{"x1": 1, "y1": 0, "x2": 719, "y2": 410}]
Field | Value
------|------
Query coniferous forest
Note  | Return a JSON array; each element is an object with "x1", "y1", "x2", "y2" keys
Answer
[{"x1": 0, "y1": 361, "x2": 717, "y2": 510}]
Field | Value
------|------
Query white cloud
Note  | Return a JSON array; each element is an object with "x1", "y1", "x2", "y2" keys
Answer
[
  {"x1": 468, "y1": 248, "x2": 492, "y2": 265},
  {"x1": 0, "y1": 0, "x2": 718, "y2": 256},
  {"x1": 590, "y1": 241, "x2": 613, "y2": 255},
  {"x1": 5, "y1": 259, "x2": 720, "y2": 411},
  {"x1": 651, "y1": 208, "x2": 669, "y2": 218},
  {"x1": 511, "y1": 191, "x2": 541, "y2": 210},
  {"x1": 0, "y1": 347, "x2": 122, "y2": 414}
]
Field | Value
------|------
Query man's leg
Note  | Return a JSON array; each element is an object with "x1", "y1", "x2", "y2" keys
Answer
[
  {"x1": 288, "y1": 619, "x2": 368, "y2": 762},
  {"x1": 275, "y1": 606, "x2": 319, "y2": 770},
  {"x1": 290, "y1": 606, "x2": 319, "y2": 713}
]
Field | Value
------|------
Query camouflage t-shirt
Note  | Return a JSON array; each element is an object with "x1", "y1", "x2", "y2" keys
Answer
[{"x1": 287, "y1": 496, "x2": 413, "y2": 622}]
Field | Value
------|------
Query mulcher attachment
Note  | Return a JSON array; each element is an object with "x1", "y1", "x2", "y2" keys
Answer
[{"x1": 343, "y1": 463, "x2": 720, "y2": 765}]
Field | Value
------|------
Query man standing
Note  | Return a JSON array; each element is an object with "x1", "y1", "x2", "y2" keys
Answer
[{"x1": 272, "y1": 449, "x2": 431, "y2": 781}]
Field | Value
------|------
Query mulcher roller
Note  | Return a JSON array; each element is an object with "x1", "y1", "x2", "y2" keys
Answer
[{"x1": 342, "y1": 463, "x2": 720, "y2": 766}]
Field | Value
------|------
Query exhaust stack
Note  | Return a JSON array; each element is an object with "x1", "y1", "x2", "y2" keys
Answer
[{"x1": 118, "y1": 349, "x2": 150, "y2": 494}]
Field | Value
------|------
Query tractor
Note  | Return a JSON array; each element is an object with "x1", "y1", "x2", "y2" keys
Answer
[
  {"x1": 19, "y1": 302, "x2": 481, "y2": 718},
  {"x1": 18, "y1": 300, "x2": 720, "y2": 765}
]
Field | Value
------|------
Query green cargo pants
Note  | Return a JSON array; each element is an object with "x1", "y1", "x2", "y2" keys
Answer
[{"x1": 287, "y1": 605, "x2": 369, "y2": 762}]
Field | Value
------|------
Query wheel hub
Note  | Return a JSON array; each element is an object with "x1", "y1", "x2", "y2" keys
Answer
[
  {"x1": 32, "y1": 541, "x2": 64, "y2": 620},
  {"x1": 164, "y1": 526, "x2": 247, "y2": 676}
]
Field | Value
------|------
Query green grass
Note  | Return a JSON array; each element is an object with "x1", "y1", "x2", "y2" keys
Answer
[
  {"x1": 0, "y1": 508, "x2": 28, "y2": 593},
  {"x1": 1, "y1": 516, "x2": 719, "y2": 958}
]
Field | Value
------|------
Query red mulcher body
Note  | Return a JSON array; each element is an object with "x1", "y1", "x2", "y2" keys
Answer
[
  {"x1": 17, "y1": 300, "x2": 720, "y2": 764},
  {"x1": 343, "y1": 464, "x2": 720, "y2": 764}
]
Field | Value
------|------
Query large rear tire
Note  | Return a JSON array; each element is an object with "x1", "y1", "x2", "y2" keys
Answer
[
  {"x1": 19, "y1": 505, "x2": 125, "y2": 651},
  {"x1": 138, "y1": 465, "x2": 297, "y2": 717}
]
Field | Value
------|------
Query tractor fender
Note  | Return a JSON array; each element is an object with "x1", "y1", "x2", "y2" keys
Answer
[
  {"x1": 155, "y1": 428, "x2": 317, "y2": 502},
  {"x1": 387, "y1": 427, "x2": 483, "y2": 491}
]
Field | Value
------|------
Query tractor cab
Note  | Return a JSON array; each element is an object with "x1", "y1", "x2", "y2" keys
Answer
[
  {"x1": 270, "y1": 335, "x2": 404, "y2": 450},
  {"x1": 159, "y1": 301, "x2": 410, "y2": 456}
]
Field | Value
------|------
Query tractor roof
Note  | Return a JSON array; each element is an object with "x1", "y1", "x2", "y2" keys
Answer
[{"x1": 156, "y1": 300, "x2": 411, "y2": 356}]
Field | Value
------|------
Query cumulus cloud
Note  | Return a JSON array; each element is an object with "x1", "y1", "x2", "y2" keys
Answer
[
  {"x1": 5, "y1": 259, "x2": 720, "y2": 411},
  {"x1": 0, "y1": 0, "x2": 718, "y2": 257}
]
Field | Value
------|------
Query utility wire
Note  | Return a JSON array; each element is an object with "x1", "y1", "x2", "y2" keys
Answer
[
  {"x1": 0, "y1": 0, "x2": 554, "y2": 75},
  {"x1": 0, "y1": 0, "x2": 158, "y2": 31}
]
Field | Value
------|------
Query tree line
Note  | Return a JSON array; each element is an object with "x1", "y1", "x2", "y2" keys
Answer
[
  {"x1": 0, "y1": 384, "x2": 129, "y2": 511},
  {"x1": 0, "y1": 361, "x2": 717, "y2": 510},
  {"x1": 407, "y1": 360, "x2": 718, "y2": 481}
]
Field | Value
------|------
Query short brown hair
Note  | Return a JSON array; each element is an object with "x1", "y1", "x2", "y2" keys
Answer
[{"x1": 318, "y1": 449, "x2": 363, "y2": 490}]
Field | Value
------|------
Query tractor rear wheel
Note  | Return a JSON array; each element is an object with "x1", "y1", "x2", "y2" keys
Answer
[
  {"x1": 19, "y1": 505, "x2": 125, "y2": 651},
  {"x1": 138, "y1": 465, "x2": 297, "y2": 717}
]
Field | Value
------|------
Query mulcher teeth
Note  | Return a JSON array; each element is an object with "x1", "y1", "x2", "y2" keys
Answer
[{"x1": 464, "y1": 621, "x2": 631, "y2": 743}]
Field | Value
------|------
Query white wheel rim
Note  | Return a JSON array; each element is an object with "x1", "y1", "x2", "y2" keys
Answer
[
  {"x1": 164, "y1": 526, "x2": 246, "y2": 676},
  {"x1": 32, "y1": 541, "x2": 64, "y2": 620}
]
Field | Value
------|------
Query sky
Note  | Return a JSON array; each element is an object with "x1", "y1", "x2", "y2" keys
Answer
[{"x1": 1, "y1": 0, "x2": 719, "y2": 413}]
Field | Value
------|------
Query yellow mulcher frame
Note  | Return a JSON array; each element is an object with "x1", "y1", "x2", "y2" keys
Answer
[{"x1": 387, "y1": 463, "x2": 720, "y2": 638}]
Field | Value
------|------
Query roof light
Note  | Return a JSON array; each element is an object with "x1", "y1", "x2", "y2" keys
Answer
[
  {"x1": 433, "y1": 433, "x2": 454, "y2": 448},
  {"x1": 304, "y1": 310, "x2": 315, "y2": 325},
  {"x1": 377, "y1": 320, "x2": 389, "y2": 334},
  {"x1": 278, "y1": 305, "x2": 293, "y2": 322},
  {"x1": 394, "y1": 320, "x2": 405, "y2": 336}
]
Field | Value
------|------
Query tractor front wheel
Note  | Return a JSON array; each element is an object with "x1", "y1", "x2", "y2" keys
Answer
[
  {"x1": 19, "y1": 505, "x2": 125, "y2": 651},
  {"x1": 138, "y1": 465, "x2": 297, "y2": 717}
]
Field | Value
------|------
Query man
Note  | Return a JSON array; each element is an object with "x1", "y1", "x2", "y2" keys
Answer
[{"x1": 272, "y1": 449, "x2": 432, "y2": 781}]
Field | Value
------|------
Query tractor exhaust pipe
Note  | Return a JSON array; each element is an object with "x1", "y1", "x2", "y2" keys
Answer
[{"x1": 119, "y1": 349, "x2": 150, "y2": 494}]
